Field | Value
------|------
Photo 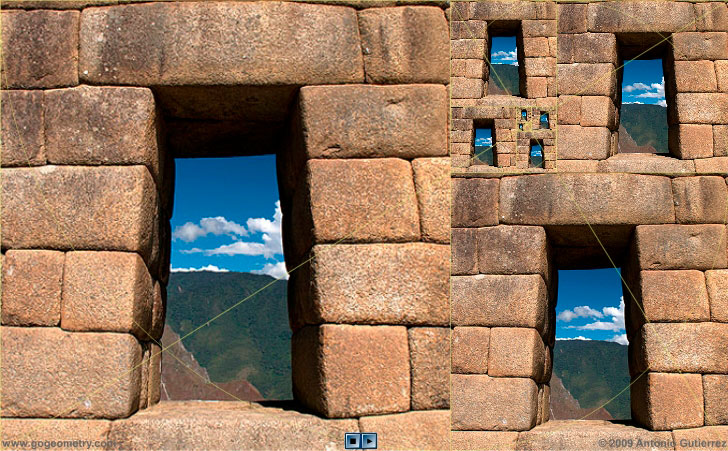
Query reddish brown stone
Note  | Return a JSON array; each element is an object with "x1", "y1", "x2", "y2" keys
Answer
[
  {"x1": 451, "y1": 178, "x2": 499, "y2": 227},
  {"x1": 522, "y1": 20, "x2": 556, "y2": 38},
  {"x1": 674, "y1": 426, "x2": 728, "y2": 451},
  {"x1": 2, "y1": 327, "x2": 142, "y2": 418},
  {"x1": 674, "y1": 93, "x2": 728, "y2": 124},
  {"x1": 1, "y1": 250, "x2": 63, "y2": 326},
  {"x1": 673, "y1": 32, "x2": 728, "y2": 61},
  {"x1": 1, "y1": 10, "x2": 79, "y2": 88},
  {"x1": 557, "y1": 96, "x2": 581, "y2": 125},
  {"x1": 452, "y1": 326, "x2": 490, "y2": 374},
  {"x1": 557, "y1": 125, "x2": 611, "y2": 159},
  {"x1": 695, "y1": 2, "x2": 728, "y2": 32},
  {"x1": 717, "y1": 61, "x2": 728, "y2": 93},
  {"x1": 580, "y1": 97, "x2": 616, "y2": 129},
  {"x1": 451, "y1": 375, "x2": 537, "y2": 431},
  {"x1": 1, "y1": 166, "x2": 158, "y2": 264},
  {"x1": 62, "y1": 251, "x2": 153, "y2": 339},
  {"x1": 451, "y1": 275, "x2": 547, "y2": 334},
  {"x1": 631, "y1": 372, "x2": 704, "y2": 430},
  {"x1": 715, "y1": 125, "x2": 728, "y2": 156},
  {"x1": 44, "y1": 86, "x2": 161, "y2": 182},
  {"x1": 587, "y1": 2, "x2": 695, "y2": 32},
  {"x1": 558, "y1": 4, "x2": 587, "y2": 34},
  {"x1": 292, "y1": 325, "x2": 410, "y2": 418},
  {"x1": 452, "y1": 431, "x2": 518, "y2": 451},
  {"x1": 517, "y1": 420, "x2": 674, "y2": 450},
  {"x1": 1, "y1": 90, "x2": 44, "y2": 167},
  {"x1": 149, "y1": 281, "x2": 165, "y2": 341},
  {"x1": 634, "y1": 224, "x2": 727, "y2": 270},
  {"x1": 358, "y1": 6, "x2": 448, "y2": 84},
  {"x1": 358, "y1": 411, "x2": 449, "y2": 451},
  {"x1": 703, "y1": 374, "x2": 728, "y2": 426},
  {"x1": 488, "y1": 327, "x2": 545, "y2": 379},
  {"x1": 477, "y1": 226, "x2": 549, "y2": 279},
  {"x1": 674, "y1": 60, "x2": 718, "y2": 93},
  {"x1": 557, "y1": 63, "x2": 616, "y2": 96},
  {"x1": 634, "y1": 323, "x2": 728, "y2": 374},
  {"x1": 1, "y1": 419, "x2": 111, "y2": 446},
  {"x1": 523, "y1": 38, "x2": 550, "y2": 57},
  {"x1": 412, "y1": 158, "x2": 449, "y2": 243},
  {"x1": 80, "y1": 2, "x2": 363, "y2": 85},
  {"x1": 669, "y1": 124, "x2": 715, "y2": 159},
  {"x1": 452, "y1": 228, "x2": 478, "y2": 275},
  {"x1": 672, "y1": 176, "x2": 728, "y2": 224},
  {"x1": 300, "y1": 85, "x2": 447, "y2": 159},
  {"x1": 558, "y1": 33, "x2": 617, "y2": 64},
  {"x1": 148, "y1": 343, "x2": 161, "y2": 407},
  {"x1": 451, "y1": 39, "x2": 485, "y2": 59},
  {"x1": 452, "y1": 77, "x2": 484, "y2": 99},
  {"x1": 408, "y1": 328, "x2": 449, "y2": 410},
  {"x1": 471, "y1": 1, "x2": 555, "y2": 20},
  {"x1": 707, "y1": 269, "x2": 728, "y2": 323},
  {"x1": 451, "y1": 21, "x2": 487, "y2": 40},
  {"x1": 635, "y1": 270, "x2": 709, "y2": 331},
  {"x1": 695, "y1": 157, "x2": 728, "y2": 174}
]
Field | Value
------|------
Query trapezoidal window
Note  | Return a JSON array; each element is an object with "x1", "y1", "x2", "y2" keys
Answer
[
  {"x1": 486, "y1": 22, "x2": 524, "y2": 97},
  {"x1": 529, "y1": 139, "x2": 544, "y2": 168},
  {"x1": 473, "y1": 120, "x2": 496, "y2": 166}
]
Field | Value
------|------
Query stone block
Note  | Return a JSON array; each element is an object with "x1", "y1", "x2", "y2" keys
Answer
[
  {"x1": 633, "y1": 322, "x2": 728, "y2": 374},
  {"x1": 635, "y1": 270, "x2": 710, "y2": 331},
  {"x1": 44, "y1": 86, "x2": 161, "y2": 182},
  {"x1": 674, "y1": 426, "x2": 728, "y2": 451},
  {"x1": 451, "y1": 375, "x2": 537, "y2": 431},
  {"x1": 674, "y1": 60, "x2": 718, "y2": 93},
  {"x1": 557, "y1": 125, "x2": 611, "y2": 159},
  {"x1": 0, "y1": 419, "x2": 111, "y2": 446},
  {"x1": 477, "y1": 225, "x2": 549, "y2": 278},
  {"x1": 674, "y1": 93, "x2": 728, "y2": 124},
  {"x1": 557, "y1": 63, "x2": 616, "y2": 96},
  {"x1": 500, "y1": 174, "x2": 675, "y2": 225},
  {"x1": 672, "y1": 176, "x2": 728, "y2": 224},
  {"x1": 452, "y1": 431, "x2": 519, "y2": 451},
  {"x1": 2, "y1": 327, "x2": 142, "y2": 418},
  {"x1": 300, "y1": 85, "x2": 447, "y2": 159},
  {"x1": 451, "y1": 20, "x2": 487, "y2": 40},
  {"x1": 580, "y1": 97, "x2": 616, "y2": 129},
  {"x1": 304, "y1": 243, "x2": 448, "y2": 326},
  {"x1": 555, "y1": 159, "x2": 599, "y2": 172},
  {"x1": 412, "y1": 158, "x2": 449, "y2": 243},
  {"x1": 704, "y1": 375, "x2": 728, "y2": 426},
  {"x1": 148, "y1": 343, "x2": 161, "y2": 406},
  {"x1": 292, "y1": 325, "x2": 410, "y2": 418},
  {"x1": 634, "y1": 224, "x2": 727, "y2": 270},
  {"x1": 673, "y1": 32, "x2": 728, "y2": 61},
  {"x1": 523, "y1": 38, "x2": 550, "y2": 57},
  {"x1": 452, "y1": 326, "x2": 490, "y2": 374},
  {"x1": 62, "y1": 251, "x2": 153, "y2": 339},
  {"x1": 587, "y1": 2, "x2": 695, "y2": 32},
  {"x1": 306, "y1": 158, "x2": 420, "y2": 243},
  {"x1": 451, "y1": 178, "x2": 499, "y2": 227},
  {"x1": 408, "y1": 328, "x2": 449, "y2": 410},
  {"x1": 451, "y1": 275, "x2": 547, "y2": 333},
  {"x1": 488, "y1": 327, "x2": 545, "y2": 379},
  {"x1": 717, "y1": 61, "x2": 728, "y2": 93},
  {"x1": 1, "y1": 10, "x2": 79, "y2": 88},
  {"x1": 359, "y1": 411, "x2": 449, "y2": 451},
  {"x1": 597, "y1": 154, "x2": 696, "y2": 174},
  {"x1": 522, "y1": 20, "x2": 556, "y2": 38},
  {"x1": 558, "y1": 33, "x2": 617, "y2": 64},
  {"x1": 524, "y1": 77, "x2": 548, "y2": 99},
  {"x1": 1, "y1": 90, "x2": 44, "y2": 166},
  {"x1": 452, "y1": 228, "x2": 478, "y2": 275},
  {"x1": 450, "y1": 39, "x2": 486, "y2": 59},
  {"x1": 669, "y1": 124, "x2": 715, "y2": 159},
  {"x1": 80, "y1": 2, "x2": 363, "y2": 85},
  {"x1": 557, "y1": 96, "x2": 581, "y2": 125},
  {"x1": 517, "y1": 420, "x2": 674, "y2": 450},
  {"x1": 715, "y1": 125, "x2": 728, "y2": 156},
  {"x1": 452, "y1": 77, "x2": 484, "y2": 99},
  {"x1": 707, "y1": 270, "x2": 728, "y2": 323},
  {"x1": 1, "y1": 250, "x2": 63, "y2": 326},
  {"x1": 2, "y1": 166, "x2": 157, "y2": 263},
  {"x1": 149, "y1": 281, "x2": 165, "y2": 341},
  {"x1": 631, "y1": 373, "x2": 704, "y2": 430},
  {"x1": 558, "y1": 3, "x2": 587, "y2": 34},
  {"x1": 471, "y1": 1, "x2": 555, "y2": 20},
  {"x1": 524, "y1": 58, "x2": 556, "y2": 77},
  {"x1": 358, "y1": 6, "x2": 448, "y2": 84},
  {"x1": 108, "y1": 401, "x2": 358, "y2": 450},
  {"x1": 695, "y1": 157, "x2": 728, "y2": 174}
]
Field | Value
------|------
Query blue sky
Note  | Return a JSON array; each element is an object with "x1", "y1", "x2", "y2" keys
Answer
[
  {"x1": 621, "y1": 59, "x2": 666, "y2": 106},
  {"x1": 556, "y1": 269, "x2": 627, "y2": 345},
  {"x1": 170, "y1": 155, "x2": 288, "y2": 279},
  {"x1": 490, "y1": 36, "x2": 518, "y2": 66}
]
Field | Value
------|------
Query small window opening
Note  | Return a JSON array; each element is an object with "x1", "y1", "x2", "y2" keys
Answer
[
  {"x1": 519, "y1": 123, "x2": 524, "y2": 131},
  {"x1": 521, "y1": 109, "x2": 528, "y2": 120},
  {"x1": 487, "y1": 26, "x2": 523, "y2": 96},
  {"x1": 529, "y1": 140, "x2": 544, "y2": 168},
  {"x1": 474, "y1": 126, "x2": 495, "y2": 166},
  {"x1": 540, "y1": 112, "x2": 550, "y2": 129}
]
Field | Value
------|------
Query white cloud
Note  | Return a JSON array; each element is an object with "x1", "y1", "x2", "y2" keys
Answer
[
  {"x1": 475, "y1": 136, "x2": 492, "y2": 146},
  {"x1": 492, "y1": 50, "x2": 517, "y2": 62},
  {"x1": 172, "y1": 217, "x2": 247, "y2": 242},
  {"x1": 657, "y1": 99, "x2": 667, "y2": 107},
  {"x1": 569, "y1": 297, "x2": 626, "y2": 332},
  {"x1": 623, "y1": 82, "x2": 650, "y2": 93},
  {"x1": 171, "y1": 265, "x2": 230, "y2": 273},
  {"x1": 557, "y1": 305, "x2": 603, "y2": 322},
  {"x1": 556, "y1": 336, "x2": 592, "y2": 341},
  {"x1": 625, "y1": 77, "x2": 665, "y2": 105},
  {"x1": 251, "y1": 261, "x2": 289, "y2": 280},
  {"x1": 623, "y1": 101, "x2": 644, "y2": 104},
  {"x1": 609, "y1": 334, "x2": 629, "y2": 345}
]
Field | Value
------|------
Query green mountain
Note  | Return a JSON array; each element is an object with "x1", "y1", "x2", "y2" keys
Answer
[
  {"x1": 620, "y1": 104, "x2": 668, "y2": 154},
  {"x1": 489, "y1": 63, "x2": 520, "y2": 96},
  {"x1": 552, "y1": 340, "x2": 631, "y2": 420},
  {"x1": 165, "y1": 271, "x2": 291, "y2": 399}
]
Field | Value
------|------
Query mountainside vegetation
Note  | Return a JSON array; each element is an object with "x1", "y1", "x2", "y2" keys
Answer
[
  {"x1": 619, "y1": 103, "x2": 668, "y2": 154},
  {"x1": 489, "y1": 63, "x2": 520, "y2": 95}
]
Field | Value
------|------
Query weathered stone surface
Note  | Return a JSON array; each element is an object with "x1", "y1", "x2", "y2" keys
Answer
[
  {"x1": 557, "y1": 125, "x2": 611, "y2": 159},
  {"x1": 2, "y1": 166, "x2": 157, "y2": 263},
  {"x1": 558, "y1": 4, "x2": 587, "y2": 34},
  {"x1": 2, "y1": 327, "x2": 142, "y2": 418},
  {"x1": 695, "y1": 2, "x2": 728, "y2": 32},
  {"x1": 306, "y1": 158, "x2": 420, "y2": 243},
  {"x1": 704, "y1": 374, "x2": 728, "y2": 426},
  {"x1": 300, "y1": 85, "x2": 447, "y2": 159},
  {"x1": 477, "y1": 226, "x2": 549, "y2": 278},
  {"x1": 359, "y1": 410, "x2": 449, "y2": 451},
  {"x1": 695, "y1": 157, "x2": 728, "y2": 174},
  {"x1": 412, "y1": 158, "x2": 449, "y2": 243},
  {"x1": 715, "y1": 125, "x2": 728, "y2": 156},
  {"x1": 580, "y1": 97, "x2": 616, "y2": 128},
  {"x1": 62, "y1": 251, "x2": 153, "y2": 339},
  {"x1": 674, "y1": 60, "x2": 718, "y2": 93},
  {"x1": 471, "y1": 1, "x2": 555, "y2": 20},
  {"x1": 634, "y1": 270, "x2": 710, "y2": 332},
  {"x1": 451, "y1": 21, "x2": 487, "y2": 40},
  {"x1": 358, "y1": 6, "x2": 448, "y2": 83},
  {"x1": 717, "y1": 61, "x2": 728, "y2": 93},
  {"x1": 557, "y1": 96, "x2": 581, "y2": 125},
  {"x1": 631, "y1": 372, "x2": 704, "y2": 430},
  {"x1": 305, "y1": 243, "x2": 448, "y2": 325},
  {"x1": 587, "y1": 1, "x2": 695, "y2": 32},
  {"x1": 556, "y1": 159, "x2": 599, "y2": 172},
  {"x1": 1, "y1": 250, "x2": 63, "y2": 326},
  {"x1": 673, "y1": 32, "x2": 728, "y2": 61},
  {"x1": 500, "y1": 174, "x2": 675, "y2": 225},
  {"x1": 1, "y1": 10, "x2": 79, "y2": 88},
  {"x1": 634, "y1": 225, "x2": 727, "y2": 270},
  {"x1": 149, "y1": 281, "x2": 165, "y2": 341},
  {"x1": 44, "y1": 86, "x2": 161, "y2": 182},
  {"x1": 517, "y1": 420, "x2": 674, "y2": 450},
  {"x1": 522, "y1": 20, "x2": 556, "y2": 38},
  {"x1": 452, "y1": 77, "x2": 484, "y2": 99},
  {"x1": 451, "y1": 275, "x2": 547, "y2": 332},
  {"x1": 1, "y1": 90, "x2": 44, "y2": 166},
  {"x1": 108, "y1": 401, "x2": 357, "y2": 451},
  {"x1": 669, "y1": 124, "x2": 715, "y2": 159},
  {"x1": 488, "y1": 327, "x2": 545, "y2": 379},
  {"x1": 148, "y1": 343, "x2": 161, "y2": 406},
  {"x1": 707, "y1": 270, "x2": 728, "y2": 323},
  {"x1": 292, "y1": 325, "x2": 409, "y2": 418},
  {"x1": 451, "y1": 228, "x2": 478, "y2": 275},
  {"x1": 558, "y1": 33, "x2": 616, "y2": 64},
  {"x1": 1, "y1": 419, "x2": 111, "y2": 447},
  {"x1": 674, "y1": 93, "x2": 728, "y2": 124},
  {"x1": 80, "y1": 2, "x2": 363, "y2": 85},
  {"x1": 557, "y1": 63, "x2": 616, "y2": 96},
  {"x1": 451, "y1": 431, "x2": 518, "y2": 451},
  {"x1": 451, "y1": 39, "x2": 485, "y2": 59},
  {"x1": 451, "y1": 375, "x2": 537, "y2": 431},
  {"x1": 633, "y1": 323, "x2": 728, "y2": 374},
  {"x1": 523, "y1": 37, "x2": 550, "y2": 57},
  {"x1": 452, "y1": 326, "x2": 490, "y2": 374},
  {"x1": 408, "y1": 328, "x2": 449, "y2": 410},
  {"x1": 597, "y1": 154, "x2": 696, "y2": 174},
  {"x1": 672, "y1": 176, "x2": 728, "y2": 224},
  {"x1": 674, "y1": 426, "x2": 728, "y2": 451}
]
